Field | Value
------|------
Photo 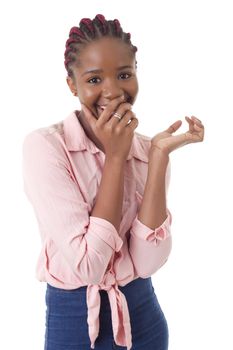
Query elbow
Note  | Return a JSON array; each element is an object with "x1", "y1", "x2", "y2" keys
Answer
[
  {"x1": 75, "y1": 250, "x2": 113, "y2": 285},
  {"x1": 131, "y1": 235, "x2": 172, "y2": 278}
]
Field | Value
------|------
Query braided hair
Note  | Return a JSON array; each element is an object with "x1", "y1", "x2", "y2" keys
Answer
[{"x1": 64, "y1": 14, "x2": 138, "y2": 81}]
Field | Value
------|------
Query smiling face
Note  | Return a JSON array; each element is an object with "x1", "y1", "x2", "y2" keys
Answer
[{"x1": 66, "y1": 36, "x2": 139, "y2": 119}]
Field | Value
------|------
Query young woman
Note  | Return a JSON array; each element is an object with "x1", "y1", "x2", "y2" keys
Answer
[{"x1": 22, "y1": 14, "x2": 204, "y2": 350}]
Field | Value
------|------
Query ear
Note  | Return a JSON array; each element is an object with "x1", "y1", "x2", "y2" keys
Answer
[{"x1": 66, "y1": 76, "x2": 78, "y2": 96}]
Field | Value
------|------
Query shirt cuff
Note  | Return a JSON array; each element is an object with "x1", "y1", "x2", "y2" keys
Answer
[
  {"x1": 130, "y1": 208, "x2": 172, "y2": 245},
  {"x1": 89, "y1": 216, "x2": 123, "y2": 252}
]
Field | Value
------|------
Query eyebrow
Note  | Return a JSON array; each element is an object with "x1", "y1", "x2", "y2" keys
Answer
[{"x1": 81, "y1": 65, "x2": 133, "y2": 77}]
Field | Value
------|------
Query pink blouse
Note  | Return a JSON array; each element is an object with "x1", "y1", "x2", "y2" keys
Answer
[{"x1": 22, "y1": 110, "x2": 172, "y2": 350}]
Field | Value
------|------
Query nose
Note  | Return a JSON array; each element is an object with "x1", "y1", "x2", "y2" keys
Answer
[{"x1": 102, "y1": 79, "x2": 124, "y2": 100}]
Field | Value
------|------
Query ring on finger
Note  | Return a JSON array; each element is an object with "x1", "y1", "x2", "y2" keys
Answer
[{"x1": 113, "y1": 112, "x2": 122, "y2": 120}]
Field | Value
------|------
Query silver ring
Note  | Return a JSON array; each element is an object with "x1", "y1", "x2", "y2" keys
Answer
[{"x1": 112, "y1": 112, "x2": 122, "y2": 120}]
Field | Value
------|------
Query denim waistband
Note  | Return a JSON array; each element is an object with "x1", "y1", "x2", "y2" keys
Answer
[{"x1": 46, "y1": 276, "x2": 153, "y2": 295}]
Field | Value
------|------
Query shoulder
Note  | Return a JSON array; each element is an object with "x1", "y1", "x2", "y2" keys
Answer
[{"x1": 22, "y1": 119, "x2": 66, "y2": 157}]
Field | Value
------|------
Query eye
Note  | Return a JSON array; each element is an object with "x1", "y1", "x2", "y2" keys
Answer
[
  {"x1": 119, "y1": 72, "x2": 132, "y2": 80},
  {"x1": 87, "y1": 77, "x2": 101, "y2": 84}
]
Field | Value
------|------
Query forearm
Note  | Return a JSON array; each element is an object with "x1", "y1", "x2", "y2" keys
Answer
[
  {"x1": 138, "y1": 150, "x2": 169, "y2": 230},
  {"x1": 91, "y1": 156, "x2": 125, "y2": 232}
]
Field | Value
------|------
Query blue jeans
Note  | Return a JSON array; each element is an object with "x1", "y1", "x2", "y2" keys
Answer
[{"x1": 44, "y1": 277, "x2": 169, "y2": 349}]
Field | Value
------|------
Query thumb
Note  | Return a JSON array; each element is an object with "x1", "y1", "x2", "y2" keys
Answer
[
  {"x1": 165, "y1": 120, "x2": 182, "y2": 134},
  {"x1": 81, "y1": 103, "x2": 97, "y2": 129}
]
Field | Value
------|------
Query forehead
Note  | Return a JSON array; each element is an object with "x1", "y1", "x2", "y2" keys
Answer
[{"x1": 77, "y1": 37, "x2": 134, "y2": 68}]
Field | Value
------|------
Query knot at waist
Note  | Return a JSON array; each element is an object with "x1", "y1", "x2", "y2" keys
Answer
[
  {"x1": 86, "y1": 271, "x2": 132, "y2": 349},
  {"x1": 98, "y1": 270, "x2": 116, "y2": 291}
]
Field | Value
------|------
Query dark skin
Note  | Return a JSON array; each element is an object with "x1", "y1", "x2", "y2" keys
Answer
[
  {"x1": 65, "y1": 33, "x2": 205, "y2": 234},
  {"x1": 66, "y1": 36, "x2": 204, "y2": 156},
  {"x1": 66, "y1": 36, "x2": 138, "y2": 153}
]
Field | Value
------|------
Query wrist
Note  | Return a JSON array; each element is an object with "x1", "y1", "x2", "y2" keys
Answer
[
  {"x1": 149, "y1": 146, "x2": 169, "y2": 166},
  {"x1": 105, "y1": 155, "x2": 126, "y2": 166}
]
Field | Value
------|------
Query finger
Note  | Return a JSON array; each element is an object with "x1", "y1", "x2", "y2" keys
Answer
[
  {"x1": 165, "y1": 120, "x2": 182, "y2": 134},
  {"x1": 81, "y1": 103, "x2": 97, "y2": 130},
  {"x1": 190, "y1": 123, "x2": 205, "y2": 141},
  {"x1": 185, "y1": 116, "x2": 195, "y2": 132},
  {"x1": 191, "y1": 115, "x2": 201, "y2": 122},
  {"x1": 186, "y1": 116, "x2": 204, "y2": 134},
  {"x1": 189, "y1": 126, "x2": 205, "y2": 142},
  {"x1": 119, "y1": 110, "x2": 137, "y2": 127},
  {"x1": 126, "y1": 116, "x2": 139, "y2": 130},
  {"x1": 98, "y1": 95, "x2": 125, "y2": 125},
  {"x1": 193, "y1": 123, "x2": 204, "y2": 132},
  {"x1": 185, "y1": 117, "x2": 204, "y2": 141},
  {"x1": 185, "y1": 116, "x2": 193, "y2": 124},
  {"x1": 191, "y1": 116, "x2": 204, "y2": 126},
  {"x1": 192, "y1": 119, "x2": 204, "y2": 129},
  {"x1": 108, "y1": 102, "x2": 132, "y2": 127}
]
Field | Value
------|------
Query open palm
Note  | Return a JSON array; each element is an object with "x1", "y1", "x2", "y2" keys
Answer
[{"x1": 150, "y1": 116, "x2": 205, "y2": 155}]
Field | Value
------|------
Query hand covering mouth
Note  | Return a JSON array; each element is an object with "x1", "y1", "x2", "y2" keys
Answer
[
  {"x1": 95, "y1": 104, "x2": 107, "y2": 117},
  {"x1": 95, "y1": 97, "x2": 132, "y2": 117}
]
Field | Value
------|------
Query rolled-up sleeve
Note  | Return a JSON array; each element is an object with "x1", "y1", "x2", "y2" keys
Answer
[
  {"x1": 22, "y1": 131, "x2": 123, "y2": 285},
  {"x1": 129, "y1": 161, "x2": 172, "y2": 278}
]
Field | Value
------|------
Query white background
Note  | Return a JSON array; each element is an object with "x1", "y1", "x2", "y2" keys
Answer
[{"x1": 0, "y1": 0, "x2": 232, "y2": 349}]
